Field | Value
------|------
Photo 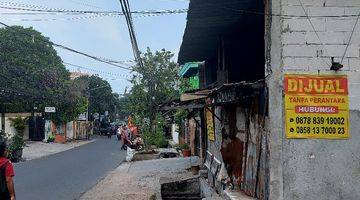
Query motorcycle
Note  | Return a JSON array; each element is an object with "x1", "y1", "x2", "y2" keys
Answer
[{"x1": 125, "y1": 136, "x2": 144, "y2": 151}]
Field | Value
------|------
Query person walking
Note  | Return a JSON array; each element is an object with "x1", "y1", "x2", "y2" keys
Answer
[
  {"x1": 120, "y1": 125, "x2": 130, "y2": 150},
  {"x1": 107, "y1": 125, "x2": 112, "y2": 139},
  {"x1": 117, "y1": 125, "x2": 124, "y2": 141},
  {"x1": 0, "y1": 140, "x2": 16, "y2": 200},
  {"x1": 86, "y1": 123, "x2": 92, "y2": 140}
]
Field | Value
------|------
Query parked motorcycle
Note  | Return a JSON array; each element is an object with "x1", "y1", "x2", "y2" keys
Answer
[{"x1": 125, "y1": 136, "x2": 144, "y2": 151}]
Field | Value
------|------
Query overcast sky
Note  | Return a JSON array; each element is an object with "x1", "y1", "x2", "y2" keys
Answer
[{"x1": 0, "y1": 0, "x2": 189, "y2": 94}]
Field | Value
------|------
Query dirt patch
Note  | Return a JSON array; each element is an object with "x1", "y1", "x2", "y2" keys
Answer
[
  {"x1": 131, "y1": 148, "x2": 179, "y2": 161},
  {"x1": 133, "y1": 153, "x2": 158, "y2": 161}
]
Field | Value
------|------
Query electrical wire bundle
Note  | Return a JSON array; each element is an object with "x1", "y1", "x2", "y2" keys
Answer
[{"x1": 119, "y1": 0, "x2": 143, "y2": 68}]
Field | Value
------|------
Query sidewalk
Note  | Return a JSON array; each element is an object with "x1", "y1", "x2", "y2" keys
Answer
[
  {"x1": 80, "y1": 157, "x2": 204, "y2": 200},
  {"x1": 22, "y1": 139, "x2": 95, "y2": 161}
]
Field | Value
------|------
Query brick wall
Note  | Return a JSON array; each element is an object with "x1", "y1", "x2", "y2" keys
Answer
[
  {"x1": 281, "y1": 0, "x2": 360, "y2": 110},
  {"x1": 278, "y1": 1, "x2": 360, "y2": 200}
]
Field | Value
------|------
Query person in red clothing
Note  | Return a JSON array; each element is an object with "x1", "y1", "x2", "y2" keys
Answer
[
  {"x1": 120, "y1": 125, "x2": 131, "y2": 150},
  {"x1": 0, "y1": 140, "x2": 15, "y2": 200}
]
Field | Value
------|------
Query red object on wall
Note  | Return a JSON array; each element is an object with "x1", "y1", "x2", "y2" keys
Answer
[{"x1": 221, "y1": 137, "x2": 244, "y2": 185}]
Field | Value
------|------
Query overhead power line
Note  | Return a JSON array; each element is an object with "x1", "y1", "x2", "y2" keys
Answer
[
  {"x1": 119, "y1": 0, "x2": 143, "y2": 68},
  {"x1": 52, "y1": 43, "x2": 132, "y2": 70},
  {"x1": 0, "y1": 1, "x2": 51, "y2": 10},
  {"x1": 0, "y1": 5, "x2": 188, "y2": 16},
  {"x1": 66, "y1": 0, "x2": 105, "y2": 10},
  {"x1": 0, "y1": 1, "x2": 357, "y2": 18},
  {"x1": 5, "y1": 14, "x2": 104, "y2": 22},
  {"x1": 1, "y1": 12, "x2": 186, "y2": 22},
  {"x1": 297, "y1": 0, "x2": 330, "y2": 67},
  {"x1": 0, "y1": 20, "x2": 132, "y2": 71},
  {"x1": 63, "y1": 61, "x2": 132, "y2": 78},
  {"x1": 341, "y1": 11, "x2": 360, "y2": 63}
]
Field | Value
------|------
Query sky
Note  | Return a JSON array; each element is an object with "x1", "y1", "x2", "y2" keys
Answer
[{"x1": 0, "y1": 0, "x2": 189, "y2": 94}]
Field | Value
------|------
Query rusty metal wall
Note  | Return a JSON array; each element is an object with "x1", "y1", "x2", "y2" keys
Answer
[
  {"x1": 189, "y1": 118, "x2": 197, "y2": 156},
  {"x1": 218, "y1": 98, "x2": 269, "y2": 199},
  {"x1": 203, "y1": 86, "x2": 269, "y2": 199},
  {"x1": 74, "y1": 121, "x2": 92, "y2": 139},
  {"x1": 241, "y1": 114, "x2": 269, "y2": 199}
]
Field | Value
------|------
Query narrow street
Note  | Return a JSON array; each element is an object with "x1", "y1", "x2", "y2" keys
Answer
[
  {"x1": 13, "y1": 136, "x2": 126, "y2": 200},
  {"x1": 1, "y1": 0, "x2": 359, "y2": 199}
]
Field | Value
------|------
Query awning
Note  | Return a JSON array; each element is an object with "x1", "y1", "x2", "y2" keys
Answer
[
  {"x1": 180, "y1": 89, "x2": 211, "y2": 102},
  {"x1": 179, "y1": 62, "x2": 200, "y2": 77},
  {"x1": 209, "y1": 80, "x2": 265, "y2": 96},
  {"x1": 158, "y1": 80, "x2": 265, "y2": 111},
  {"x1": 158, "y1": 99, "x2": 205, "y2": 111},
  {"x1": 209, "y1": 80, "x2": 266, "y2": 107}
]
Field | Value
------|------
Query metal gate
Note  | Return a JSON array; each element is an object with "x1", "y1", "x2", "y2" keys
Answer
[{"x1": 28, "y1": 116, "x2": 45, "y2": 141}]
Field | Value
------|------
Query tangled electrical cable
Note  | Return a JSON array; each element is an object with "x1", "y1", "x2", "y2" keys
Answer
[
  {"x1": 0, "y1": 4, "x2": 188, "y2": 16},
  {"x1": 63, "y1": 61, "x2": 132, "y2": 79},
  {"x1": 0, "y1": 20, "x2": 133, "y2": 70}
]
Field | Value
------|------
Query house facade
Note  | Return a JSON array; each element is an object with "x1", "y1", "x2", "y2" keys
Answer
[{"x1": 268, "y1": 1, "x2": 360, "y2": 200}]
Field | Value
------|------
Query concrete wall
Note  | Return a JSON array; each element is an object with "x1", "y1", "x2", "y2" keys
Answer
[
  {"x1": 267, "y1": 0, "x2": 284, "y2": 199},
  {"x1": 66, "y1": 121, "x2": 74, "y2": 139},
  {"x1": 2, "y1": 113, "x2": 31, "y2": 140},
  {"x1": 281, "y1": 0, "x2": 360, "y2": 110},
  {"x1": 268, "y1": 0, "x2": 360, "y2": 199},
  {"x1": 283, "y1": 110, "x2": 360, "y2": 200},
  {"x1": 44, "y1": 120, "x2": 52, "y2": 141},
  {"x1": 171, "y1": 124, "x2": 179, "y2": 144}
]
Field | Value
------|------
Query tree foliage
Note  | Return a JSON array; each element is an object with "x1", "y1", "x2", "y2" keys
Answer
[
  {"x1": 120, "y1": 48, "x2": 180, "y2": 144},
  {"x1": 88, "y1": 75, "x2": 115, "y2": 115},
  {"x1": 128, "y1": 48, "x2": 179, "y2": 122},
  {"x1": 0, "y1": 26, "x2": 86, "y2": 123},
  {"x1": 72, "y1": 75, "x2": 118, "y2": 120}
]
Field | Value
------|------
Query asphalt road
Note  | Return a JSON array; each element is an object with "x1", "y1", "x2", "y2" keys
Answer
[{"x1": 13, "y1": 136, "x2": 126, "y2": 200}]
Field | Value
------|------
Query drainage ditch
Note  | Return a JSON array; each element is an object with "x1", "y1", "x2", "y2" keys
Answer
[{"x1": 161, "y1": 177, "x2": 202, "y2": 200}]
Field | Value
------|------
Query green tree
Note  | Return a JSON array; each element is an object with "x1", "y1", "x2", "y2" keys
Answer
[
  {"x1": 0, "y1": 26, "x2": 86, "y2": 124},
  {"x1": 128, "y1": 48, "x2": 179, "y2": 133},
  {"x1": 115, "y1": 94, "x2": 131, "y2": 121},
  {"x1": 88, "y1": 75, "x2": 115, "y2": 116},
  {"x1": 73, "y1": 75, "x2": 117, "y2": 120}
]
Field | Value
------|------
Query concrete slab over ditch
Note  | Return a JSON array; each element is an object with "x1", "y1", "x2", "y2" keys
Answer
[{"x1": 80, "y1": 157, "x2": 222, "y2": 200}]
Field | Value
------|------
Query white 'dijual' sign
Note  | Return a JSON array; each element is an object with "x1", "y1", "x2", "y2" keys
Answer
[{"x1": 45, "y1": 107, "x2": 56, "y2": 113}]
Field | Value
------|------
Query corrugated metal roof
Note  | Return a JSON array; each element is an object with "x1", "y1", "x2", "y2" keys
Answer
[{"x1": 178, "y1": 0, "x2": 264, "y2": 64}]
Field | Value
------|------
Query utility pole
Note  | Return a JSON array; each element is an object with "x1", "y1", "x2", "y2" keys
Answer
[
  {"x1": 1, "y1": 103, "x2": 5, "y2": 132},
  {"x1": 32, "y1": 106, "x2": 38, "y2": 140},
  {"x1": 118, "y1": 0, "x2": 143, "y2": 68}
]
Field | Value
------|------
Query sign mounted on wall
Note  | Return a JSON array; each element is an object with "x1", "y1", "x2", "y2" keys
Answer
[
  {"x1": 45, "y1": 107, "x2": 56, "y2": 113},
  {"x1": 284, "y1": 74, "x2": 349, "y2": 139},
  {"x1": 206, "y1": 107, "x2": 215, "y2": 141},
  {"x1": 205, "y1": 98, "x2": 215, "y2": 141}
]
